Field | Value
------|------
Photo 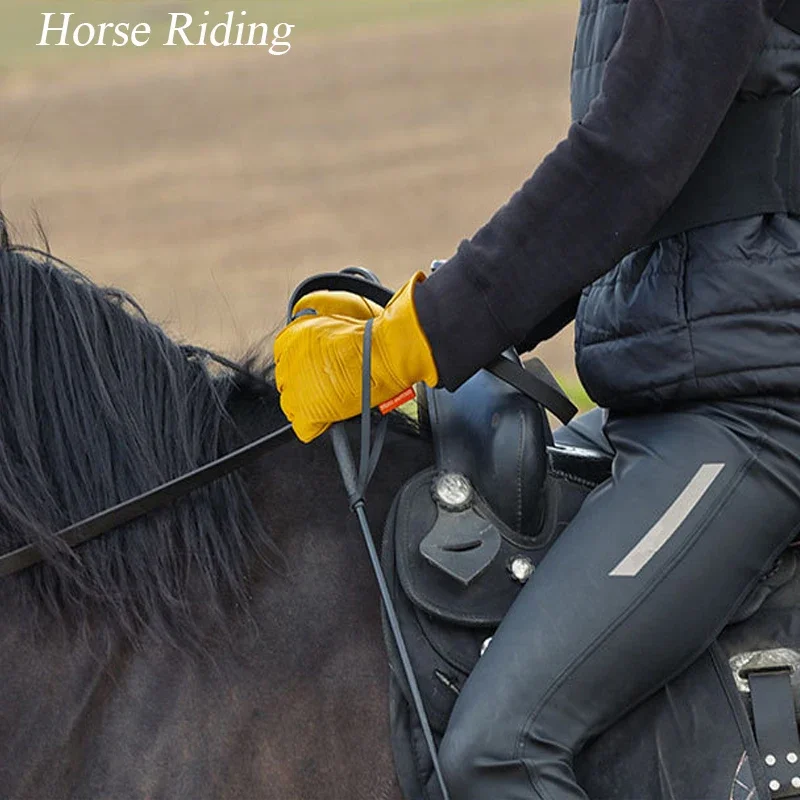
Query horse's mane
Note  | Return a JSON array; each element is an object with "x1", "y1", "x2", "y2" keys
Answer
[{"x1": 0, "y1": 223, "x2": 285, "y2": 648}]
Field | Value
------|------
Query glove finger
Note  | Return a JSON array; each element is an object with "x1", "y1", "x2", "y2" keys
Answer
[
  {"x1": 273, "y1": 318, "x2": 303, "y2": 370},
  {"x1": 293, "y1": 418, "x2": 330, "y2": 444},
  {"x1": 273, "y1": 353, "x2": 286, "y2": 394},
  {"x1": 292, "y1": 290, "x2": 381, "y2": 321},
  {"x1": 280, "y1": 378, "x2": 332, "y2": 441},
  {"x1": 278, "y1": 388, "x2": 295, "y2": 422}
]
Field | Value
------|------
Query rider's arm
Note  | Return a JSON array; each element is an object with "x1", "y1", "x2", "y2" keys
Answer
[
  {"x1": 514, "y1": 294, "x2": 581, "y2": 356},
  {"x1": 413, "y1": 0, "x2": 784, "y2": 390}
]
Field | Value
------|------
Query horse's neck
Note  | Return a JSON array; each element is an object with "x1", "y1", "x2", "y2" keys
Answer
[{"x1": 0, "y1": 421, "x2": 429, "y2": 800}]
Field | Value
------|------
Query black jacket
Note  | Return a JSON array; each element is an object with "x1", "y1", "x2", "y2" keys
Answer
[{"x1": 415, "y1": 0, "x2": 800, "y2": 409}]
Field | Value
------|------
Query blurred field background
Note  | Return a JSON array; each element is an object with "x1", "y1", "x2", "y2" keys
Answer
[{"x1": 0, "y1": 0, "x2": 587, "y2": 401}]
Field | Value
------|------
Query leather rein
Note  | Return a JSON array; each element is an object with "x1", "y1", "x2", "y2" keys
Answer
[
  {"x1": 0, "y1": 269, "x2": 576, "y2": 581},
  {"x1": 0, "y1": 420, "x2": 295, "y2": 578}
]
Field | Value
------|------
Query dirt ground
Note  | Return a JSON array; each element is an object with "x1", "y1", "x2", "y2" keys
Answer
[{"x1": 1, "y1": 4, "x2": 580, "y2": 380}]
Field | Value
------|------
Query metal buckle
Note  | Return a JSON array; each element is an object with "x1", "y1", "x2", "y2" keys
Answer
[{"x1": 730, "y1": 649, "x2": 800, "y2": 694}]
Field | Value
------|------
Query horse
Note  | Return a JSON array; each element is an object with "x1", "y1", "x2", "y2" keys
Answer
[
  {"x1": 0, "y1": 231, "x2": 792, "y2": 799},
  {"x1": 0, "y1": 235, "x2": 431, "y2": 799}
]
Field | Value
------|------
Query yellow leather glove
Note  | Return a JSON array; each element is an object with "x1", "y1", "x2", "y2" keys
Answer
[
  {"x1": 291, "y1": 289, "x2": 382, "y2": 321},
  {"x1": 274, "y1": 272, "x2": 438, "y2": 443}
]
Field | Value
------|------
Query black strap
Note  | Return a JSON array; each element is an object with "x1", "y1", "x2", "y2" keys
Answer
[
  {"x1": 777, "y1": 1, "x2": 800, "y2": 34},
  {"x1": 748, "y1": 668, "x2": 800, "y2": 798},
  {"x1": 329, "y1": 319, "x2": 450, "y2": 799},
  {"x1": 491, "y1": 355, "x2": 578, "y2": 426},
  {"x1": 356, "y1": 319, "x2": 389, "y2": 501},
  {"x1": 0, "y1": 422, "x2": 295, "y2": 578}
]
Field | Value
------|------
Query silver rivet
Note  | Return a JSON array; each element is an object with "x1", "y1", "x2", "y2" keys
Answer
[
  {"x1": 509, "y1": 556, "x2": 535, "y2": 584},
  {"x1": 432, "y1": 473, "x2": 473, "y2": 511},
  {"x1": 480, "y1": 637, "x2": 492, "y2": 657},
  {"x1": 793, "y1": 777, "x2": 800, "y2": 789},
  {"x1": 770, "y1": 779, "x2": 781, "y2": 792},
  {"x1": 766, "y1": 754, "x2": 777, "y2": 766},
  {"x1": 789, "y1": 752, "x2": 798, "y2": 764}
]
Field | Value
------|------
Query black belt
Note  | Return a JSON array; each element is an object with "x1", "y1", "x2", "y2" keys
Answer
[{"x1": 731, "y1": 648, "x2": 800, "y2": 799}]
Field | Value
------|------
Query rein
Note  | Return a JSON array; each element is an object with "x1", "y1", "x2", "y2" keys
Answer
[
  {"x1": 0, "y1": 274, "x2": 392, "y2": 578},
  {"x1": 288, "y1": 268, "x2": 578, "y2": 800},
  {"x1": 0, "y1": 268, "x2": 576, "y2": 580},
  {"x1": 0, "y1": 421, "x2": 295, "y2": 578},
  {"x1": 289, "y1": 268, "x2": 454, "y2": 800}
]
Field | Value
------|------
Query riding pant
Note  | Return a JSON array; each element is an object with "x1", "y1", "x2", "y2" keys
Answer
[{"x1": 431, "y1": 396, "x2": 800, "y2": 800}]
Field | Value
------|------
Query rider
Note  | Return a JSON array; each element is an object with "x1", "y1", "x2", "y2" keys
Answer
[{"x1": 275, "y1": 1, "x2": 800, "y2": 798}]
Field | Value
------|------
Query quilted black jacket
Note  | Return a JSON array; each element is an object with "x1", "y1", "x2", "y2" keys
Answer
[
  {"x1": 415, "y1": 0, "x2": 800, "y2": 409},
  {"x1": 573, "y1": 0, "x2": 800, "y2": 408}
]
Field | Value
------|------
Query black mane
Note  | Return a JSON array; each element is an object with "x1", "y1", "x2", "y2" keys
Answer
[{"x1": 0, "y1": 234, "x2": 284, "y2": 647}]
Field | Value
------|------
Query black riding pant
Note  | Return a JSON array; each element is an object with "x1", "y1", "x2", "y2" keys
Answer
[{"x1": 433, "y1": 397, "x2": 800, "y2": 800}]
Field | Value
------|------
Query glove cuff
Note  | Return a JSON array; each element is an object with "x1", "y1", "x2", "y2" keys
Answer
[{"x1": 374, "y1": 271, "x2": 439, "y2": 390}]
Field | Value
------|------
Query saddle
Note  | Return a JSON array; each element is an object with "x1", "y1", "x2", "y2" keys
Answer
[
  {"x1": 381, "y1": 351, "x2": 800, "y2": 800},
  {"x1": 381, "y1": 351, "x2": 610, "y2": 797}
]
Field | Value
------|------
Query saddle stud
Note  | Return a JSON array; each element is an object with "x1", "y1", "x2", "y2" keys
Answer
[
  {"x1": 508, "y1": 556, "x2": 534, "y2": 584},
  {"x1": 432, "y1": 473, "x2": 474, "y2": 512}
]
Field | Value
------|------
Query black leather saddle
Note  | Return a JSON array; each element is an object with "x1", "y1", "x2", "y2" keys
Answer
[{"x1": 381, "y1": 350, "x2": 613, "y2": 800}]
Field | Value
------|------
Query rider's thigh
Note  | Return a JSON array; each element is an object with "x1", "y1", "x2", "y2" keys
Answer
[{"x1": 437, "y1": 397, "x2": 800, "y2": 800}]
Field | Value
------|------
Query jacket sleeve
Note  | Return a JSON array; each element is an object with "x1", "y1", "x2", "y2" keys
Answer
[
  {"x1": 414, "y1": 0, "x2": 784, "y2": 390},
  {"x1": 514, "y1": 294, "x2": 580, "y2": 356}
]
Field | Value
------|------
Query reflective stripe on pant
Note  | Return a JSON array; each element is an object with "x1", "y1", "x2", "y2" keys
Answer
[{"x1": 432, "y1": 397, "x2": 800, "y2": 800}]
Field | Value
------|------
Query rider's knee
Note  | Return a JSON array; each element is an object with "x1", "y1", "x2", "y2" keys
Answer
[
  {"x1": 436, "y1": 726, "x2": 488, "y2": 800},
  {"x1": 437, "y1": 721, "x2": 562, "y2": 799}
]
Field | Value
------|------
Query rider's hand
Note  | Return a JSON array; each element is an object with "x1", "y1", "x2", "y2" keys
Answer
[
  {"x1": 274, "y1": 272, "x2": 439, "y2": 443},
  {"x1": 291, "y1": 289, "x2": 382, "y2": 321}
]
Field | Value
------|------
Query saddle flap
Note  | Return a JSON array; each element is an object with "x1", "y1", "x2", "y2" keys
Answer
[{"x1": 394, "y1": 468, "x2": 541, "y2": 626}]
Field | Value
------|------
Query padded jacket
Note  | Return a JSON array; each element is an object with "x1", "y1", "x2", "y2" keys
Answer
[
  {"x1": 573, "y1": 0, "x2": 800, "y2": 409},
  {"x1": 414, "y1": 0, "x2": 800, "y2": 410}
]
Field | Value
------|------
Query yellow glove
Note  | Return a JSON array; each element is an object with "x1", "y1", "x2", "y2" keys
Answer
[
  {"x1": 291, "y1": 289, "x2": 382, "y2": 321},
  {"x1": 274, "y1": 272, "x2": 439, "y2": 443}
]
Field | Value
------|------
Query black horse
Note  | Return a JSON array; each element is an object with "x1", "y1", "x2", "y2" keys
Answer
[
  {"x1": 0, "y1": 232, "x2": 793, "y2": 799},
  {"x1": 0, "y1": 233, "x2": 432, "y2": 799}
]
